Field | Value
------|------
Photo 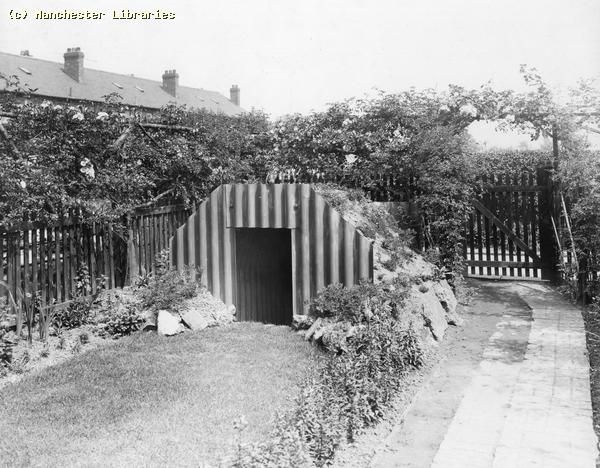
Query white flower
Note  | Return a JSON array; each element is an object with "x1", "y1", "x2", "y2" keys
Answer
[
  {"x1": 439, "y1": 104, "x2": 450, "y2": 113},
  {"x1": 80, "y1": 165, "x2": 95, "y2": 179},
  {"x1": 345, "y1": 153, "x2": 358, "y2": 165},
  {"x1": 96, "y1": 111, "x2": 109, "y2": 121},
  {"x1": 459, "y1": 103, "x2": 477, "y2": 117},
  {"x1": 53, "y1": 104, "x2": 63, "y2": 111},
  {"x1": 19, "y1": 180, "x2": 26, "y2": 189},
  {"x1": 72, "y1": 112, "x2": 84, "y2": 121},
  {"x1": 40, "y1": 100, "x2": 51, "y2": 108}
]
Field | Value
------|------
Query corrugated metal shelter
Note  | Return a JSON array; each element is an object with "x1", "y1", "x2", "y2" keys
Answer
[{"x1": 170, "y1": 184, "x2": 373, "y2": 324}]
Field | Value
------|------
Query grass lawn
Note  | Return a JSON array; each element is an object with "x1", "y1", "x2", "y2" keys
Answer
[{"x1": 0, "y1": 323, "x2": 320, "y2": 467}]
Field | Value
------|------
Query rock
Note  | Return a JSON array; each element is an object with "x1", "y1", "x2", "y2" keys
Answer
[
  {"x1": 304, "y1": 317, "x2": 322, "y2": 341},
  {"x1": 141, "y1": 310, "x2": 157, "y2": 332},
  {"x1": 157, "y1": 310, "x2": 185, "y2": 336},
  {"x1": 432, "y1": 280, "x2": 458, "y2": 316},
  {"x1": 227, "y1": 304, "x2": 236, "y2": 317},
  {"x1": 292, "y1": 314, "x2": 314, "y2": 331},
  {"x1": 406, "y1": 287, "x2": 448, "y2": 341},
  {"x1": 313, "y1": 325, "x2": 327, "y2": 343},
  {"x1": 446, "y1": 311, "x2": 464, "y2": 327},
  {"x1": 179, "y1": 308, "x2": 211, "y2": 331}
]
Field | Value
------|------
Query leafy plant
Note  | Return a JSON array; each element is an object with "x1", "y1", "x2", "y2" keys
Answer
[
  {"x1": 99, "y1": 305, "x2": 144, "y2": 339},
  {"x1": 52, "y1": 265, "x2": 99, "y2": 330},
  {"x1": 237, "y1": 281, "x2": 423, "y2": 466},
  {"x1": 137, "y1": 250, "x2": 199, "y2": 311}
]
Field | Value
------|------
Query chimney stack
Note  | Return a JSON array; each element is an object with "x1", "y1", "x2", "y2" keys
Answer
[
  {"x1": 162, "y1": 70, "x2": 179, "y2": 97},
  {"x1": 63, "y1": 47, "x2": 84, "y2": 82},
  {"x1": 20, "y1": 50, "x2": 31, "y2": 57},
  {"x1": 229, "y1": 84, "x2": 240, "y2": 106}
]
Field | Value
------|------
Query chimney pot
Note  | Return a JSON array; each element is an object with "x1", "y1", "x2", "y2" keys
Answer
[
  {"x1": 20, "y1": 50, "x2": 30, "y2": 56},
  {"x1": 63, "y1": 47, "x2": 84, "y2": 82},
  {"x1": 162, "y1": 69, "x2": 179, "y2": 97},
  {"x1": 230, "y1": 84, "x2": 240, "y2": 106}
]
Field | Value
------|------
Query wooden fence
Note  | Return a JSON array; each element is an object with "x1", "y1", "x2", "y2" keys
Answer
[{"x1": 0, "y1": 204, "x2": 190, "y2": 311}]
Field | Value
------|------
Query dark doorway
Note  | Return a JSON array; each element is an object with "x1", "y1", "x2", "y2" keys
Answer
[{"x1": 235, "y1": 228, "x2": 293, "y2": 325}]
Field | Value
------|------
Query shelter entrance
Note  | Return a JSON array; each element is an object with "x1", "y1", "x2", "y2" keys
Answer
[{"x1": 234, "y1": 228, "x2": 293, "y2": 325}]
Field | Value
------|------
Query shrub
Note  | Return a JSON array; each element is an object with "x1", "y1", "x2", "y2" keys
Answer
[
  {"x1": 56, "y1": 335, "x2": 66, "y2": 350},
  {"x1": 40, "y1": 343, "x2": 50, "y2": 358},
  {"x1": 236, "y1": 282, "x2": 424, "y2": 466},
  {"x1": 52, "y1": 265, "x2": 100, "y2": 330},
  {"x1": 229, "y1": 415, "x2": 313, "y2": 468},
  {"x1": 100, "y1": 305, "x2": 145, "y2": 339},
  {"x1": 137, "y1": 250, "x2": 199, "y2": 311},
  {"x1": 10, "y1": 350, "x2": 29, "y2": 374},
  {"x1": 0, "y1": 335, "x2": 13, "y2": 368}
]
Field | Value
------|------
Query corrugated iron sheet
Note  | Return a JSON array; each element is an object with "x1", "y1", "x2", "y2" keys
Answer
[{"x1": 170, "y1": 184, "x2": 373, "y2": 318}]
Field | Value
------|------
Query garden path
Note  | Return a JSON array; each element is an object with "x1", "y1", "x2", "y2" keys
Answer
[{"x1": 371, "y1": 281, "x2": 598, "y2": 468}]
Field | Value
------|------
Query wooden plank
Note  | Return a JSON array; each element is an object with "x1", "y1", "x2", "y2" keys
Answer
[
  {"x1": 476, "y1": 204, "x2": 483, "y2": 275},
  {"x1": 132, "y1": 204, "x2": 187, "y2": 216},
  {"x1": 522, "y1": 172, "x2": 531, "y2": 277},
  {"x1": 39, "y1": 228, "x2": 47, "y2": 306},
  {"x1": 23, "y1": 229, "x2": 30, "y2": 296},
  {"x1": 0, "y1": 232, "x2": 5, "y2": 302},
  {"x1": 46, "y1": 228, "x2": 54, "y2": 303},
  {"x1": 483, "y1": 175, "x2": 491, "y2": 274},
  {"x1": 490, "y1": 177, "x2": 500, "y2": 276},
  {"x1": 89, "y1": 223, "x2": 97, "y2": 294},
  {"x1": 472, "y1": 199, "x2": 541, "y2": 263},
  {"x1": 60, "y1": 224, "x2": 68, "y2": 299},
  {"x1": 101, "y1": 225, "x2": 110, "y2": 284},
  {"x1": 158, "y1": 213, "x2": 165, "y2": 256},
  {"x1": 505, "y1": 175, "x2": 515, "y2": 277},
  {"x1": 468, "y1": 210, "x2": 475, "y2": 276},
  {"x1": 31, "y1": 229, "x2": 38, "y2": 298},
  {"x1": 54, "y1": 227, "x2": 62, "y2": 303},
  {"x1": 108, "y1": 224, "x2": 115, "y2": 289},
  {"x1": 69, "y1": 220, "x2": 76, "y2": 294},
  {"x1": 529, "y1": 172, "x2": 538, "y2": 277},
  {"x1": 513, "y1": 173, "x2": 523, "y2": 278}
]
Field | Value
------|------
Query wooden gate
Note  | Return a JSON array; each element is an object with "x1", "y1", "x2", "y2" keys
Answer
[{"x1": 465, "y1": 166, "x2": 557, "y2": 280}]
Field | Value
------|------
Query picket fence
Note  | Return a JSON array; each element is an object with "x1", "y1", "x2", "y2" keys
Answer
[{"x1": 0, "y1": 204, "x2": 190, "y2": 311}]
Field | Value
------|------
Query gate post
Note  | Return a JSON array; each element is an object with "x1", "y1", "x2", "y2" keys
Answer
[{"x1": 537, "y1": 164, "x2": 560, "y2": 282}]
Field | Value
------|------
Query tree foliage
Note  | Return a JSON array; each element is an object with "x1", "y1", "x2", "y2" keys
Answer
[{"x1": 2, "y1": 66, "x2": 600, "y2": 277}]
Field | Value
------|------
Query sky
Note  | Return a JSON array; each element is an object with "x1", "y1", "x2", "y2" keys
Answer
[{"x1": 1, "y1": 0, "x2": 599, "y2": 148}]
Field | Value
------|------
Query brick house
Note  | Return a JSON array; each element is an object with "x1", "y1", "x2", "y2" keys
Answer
[{"x1": 0, "y1": 47, "x2": 242, "y2": 115}]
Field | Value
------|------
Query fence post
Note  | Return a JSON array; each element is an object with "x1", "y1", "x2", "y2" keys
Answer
[
  {"x1": 537, "y1": 164, "x2": 560, "y2": 282},
  {"x1": 127, "y1": 215, "x2": 139, "y2": 285}
]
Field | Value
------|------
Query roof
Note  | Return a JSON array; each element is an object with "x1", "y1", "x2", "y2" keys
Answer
[{"x1": 0, "y1": 51, "x2": 243, "y2": 115}]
